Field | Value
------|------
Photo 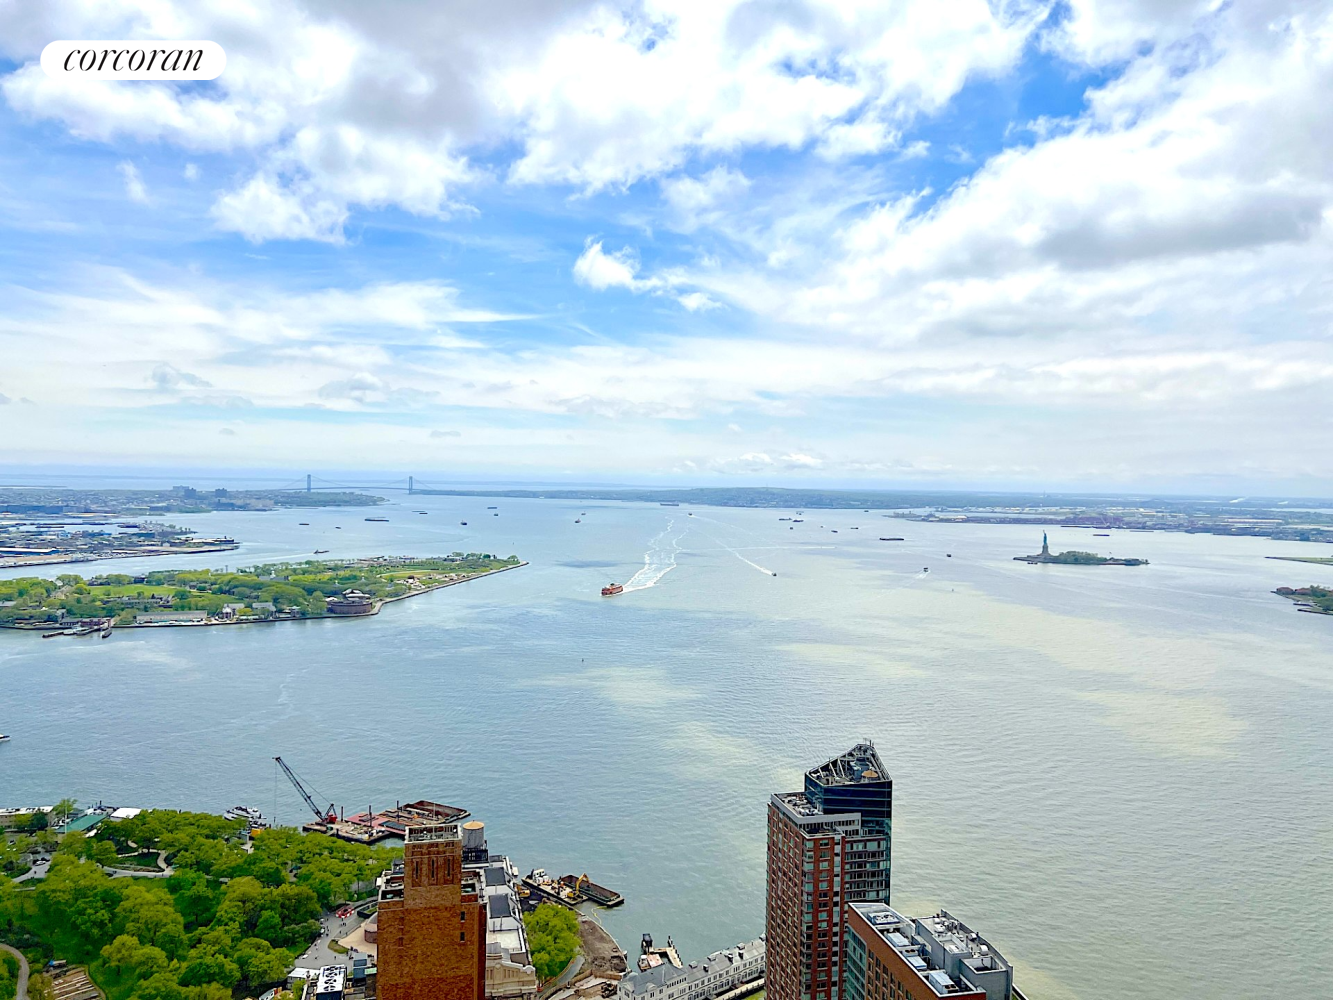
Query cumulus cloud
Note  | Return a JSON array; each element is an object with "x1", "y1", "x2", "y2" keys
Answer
[
  {"x1": 0, "y1": 0, "x2": 1039, "y2": 240},
  {"x1": 118, "y1": 160, "x2": 148, "y2": 203},
  {"x1": 572, "y1": 239, "x2": 662, "y2": 292},
  {"x1": 676, "y1": 291, "x2": 719, "y2": 312},
  {"x1": 183, "y1": 162, "x2": 199, "y2": 180},
  {"x1": 661, "y1": 166, "x2": 750, "y2": 232},
  {"x1": 150, "y1": 363, "x2": 211, "y2": 390}
]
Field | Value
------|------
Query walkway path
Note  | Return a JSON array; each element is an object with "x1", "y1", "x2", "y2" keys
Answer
[{"x1": 1, "y1": 942, "x2": 30, "y2": 1000}]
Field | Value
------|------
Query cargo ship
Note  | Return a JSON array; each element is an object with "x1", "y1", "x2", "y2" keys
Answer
[{"x1": 601, "y1": 583, "x2": 624, "y2": 597}]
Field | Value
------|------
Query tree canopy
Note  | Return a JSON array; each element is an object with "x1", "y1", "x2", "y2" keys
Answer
[
  {"x1": 523, "y1": 904, "x2": 580, "y2": 981},
  {"x1": 0, "y1": 810, "x2": 401, "y2": 1000}
]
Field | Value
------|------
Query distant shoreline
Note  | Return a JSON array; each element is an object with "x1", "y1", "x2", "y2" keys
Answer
[
  {"x1": 0, "y1": 543, "x2": 240, "y2": 570},
  {"x1": 1, "y1": 561, "x2": 528, "y2": 636}
]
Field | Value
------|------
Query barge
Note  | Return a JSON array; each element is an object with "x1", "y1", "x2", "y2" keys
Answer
[
  {"x1": 559, "y1": 873, "x2": 625, "y2": 907},
  {"x1": 522, "y1": 868, "x2": 625, "y2": 908}
]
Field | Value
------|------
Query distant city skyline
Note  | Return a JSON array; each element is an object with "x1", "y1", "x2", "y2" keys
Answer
[{"x1": 2, "y1": 2, "x2": 1331, "y2": 492}]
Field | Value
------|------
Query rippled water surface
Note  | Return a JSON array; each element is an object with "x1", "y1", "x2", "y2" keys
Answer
[{"x1": 3, "y1": 495, "x2": 1332, "y2": 999}]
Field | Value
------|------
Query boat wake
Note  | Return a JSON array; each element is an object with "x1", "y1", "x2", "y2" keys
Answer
[
  {"x1": 691, "y1": 520, "x2": 778, "y2": 577},
  {"x1": 623, "y1": 520, "x2": 686, "y2": 592}
]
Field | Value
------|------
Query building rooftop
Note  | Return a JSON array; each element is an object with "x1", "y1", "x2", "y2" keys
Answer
[
  {"x1": 806, "y1": 742, "x2": 889, "y2": 788},
  {"x1": 850, "y1": 903, "x2": 1014, "y2": 999},
  {"x1": 314, "y1": 965, "x2": 346, "y2": 996},
  {"x1": 620, "y1": 938, "x2": 765, "y2": 998},
  {"x1": 770, "y1": 791, "x2": 870, "y2": 833},
  {"x1": 405, "y1": 822, "x2": 460, "y2": 843}
]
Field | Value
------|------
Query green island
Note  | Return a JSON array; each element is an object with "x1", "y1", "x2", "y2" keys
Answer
[
  {"x1": 1272, "y1": 585, "x2": 1333, "y2": 615},
  {"x1": 1013, "y1": 533, "x2": 1147, "y2": 566},
  {"x1": 1, "y1": 808, "x2": 399, "y2": 1000},
  {"x1": 0, "y1": 554, "x2": 523, "y2": 632}
]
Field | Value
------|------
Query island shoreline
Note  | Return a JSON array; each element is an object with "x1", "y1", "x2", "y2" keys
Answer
[{"x1": 1, "y1": 560, "x2": 529, "y2": 635}]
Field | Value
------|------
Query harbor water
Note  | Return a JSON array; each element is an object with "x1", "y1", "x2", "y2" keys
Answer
[{"x1": 3, "y1": 495, "x2": 1332, "y2": 999}]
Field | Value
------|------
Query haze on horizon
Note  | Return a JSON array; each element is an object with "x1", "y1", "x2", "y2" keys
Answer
[{"x1": 1, "y1": 1, "x2": 1331, "y2": 496}]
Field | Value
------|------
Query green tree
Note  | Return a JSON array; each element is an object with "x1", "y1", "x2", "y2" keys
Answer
[
  {"x1": 524, "y1": 904, "x2": 580, "y2": 980},
  {"x1": 52, "y1": 798, "x2": 79, "y2": 828}
]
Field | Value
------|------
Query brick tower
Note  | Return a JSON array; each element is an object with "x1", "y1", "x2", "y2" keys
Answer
[{"x1": 377, "y1": 823, "x2": 487, "y2": 1000}]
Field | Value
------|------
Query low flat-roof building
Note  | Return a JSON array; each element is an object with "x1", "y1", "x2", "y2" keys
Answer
[
  {"x1": 312, "y1": 965, "x2": 347, "y2": 1000},
  {"x1": 617, "y1": 938, "x2": 764, "y2": 1000},
  {"x1": 134, "y1": 610, "x2": 207, "y2": 624},
  {"x1": 843, "y1": 904, "x2": 1024, "y2": 1000},
  {"x1": 0, "y1": 805, "x2": 53, "y2": 831}
]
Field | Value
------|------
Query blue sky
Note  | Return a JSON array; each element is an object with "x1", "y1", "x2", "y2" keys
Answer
[{"x1": 1, "y1": 1, "x2": 1331, "y2": 492}]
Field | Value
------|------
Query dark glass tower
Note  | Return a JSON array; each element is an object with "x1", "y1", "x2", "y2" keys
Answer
[
  {"x1": 766, "y1": 743, "x2": 893, "y2": 1000},
  {"x1": 803, "y1": 742, "x2": 892, "y2": 898}
]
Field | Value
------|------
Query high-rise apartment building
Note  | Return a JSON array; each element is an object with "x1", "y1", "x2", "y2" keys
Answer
[
  {"x1": 766, "y1": 744, "x2": 892, "y2": 1000},
  {"x1": 843, "y1": 903, "x2": 1024, "y2": 1000},
  {"x1": 377, "y1": 823, "x2": 487, "y2": 1000}
]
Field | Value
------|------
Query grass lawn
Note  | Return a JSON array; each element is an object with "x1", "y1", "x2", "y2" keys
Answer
[
  {"x1": 111, "y1": 852, "x2": 163, "y2": 869},
  {"x1": 87, "y1": 585, "x2": 180, "y2": 598}
]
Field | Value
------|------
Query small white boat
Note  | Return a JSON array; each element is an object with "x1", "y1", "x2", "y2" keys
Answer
[{"x1": 0, "y1": 734, "x2": 10, "y2": 742}]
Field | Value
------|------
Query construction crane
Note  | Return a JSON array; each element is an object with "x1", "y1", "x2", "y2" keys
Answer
[{"x1": 274, "y1": 756, "x2": 338, "y2": 824}]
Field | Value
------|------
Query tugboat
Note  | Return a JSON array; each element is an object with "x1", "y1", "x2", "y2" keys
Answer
[
  {"x1": 314, "y1": 549, "x2": 330, "y2": 554},
  {"x1": 575, "y1": 518, "x2": 581, "y2": 523},
  {"x1": 460, "y1": 521, "x2": 467, "y2": 525},
  {"x1": 601, "y1": 583, "x2": 624, "y2": 597}
]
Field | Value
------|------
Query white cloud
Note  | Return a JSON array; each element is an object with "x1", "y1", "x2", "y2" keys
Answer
[
  {"x1": 661, "y1": 166, "x2": 750, "y2": 232},
  {"x1": 183, "y1": 162, "x2": 199, "y2": 180},
  {"x1": 0, "y1": 0, "x2": 1040, "y2": 239},
  {"x1": 150, "y1": 363, "x2": 210, "y2": 391},
  {"x1": 117, "y1": 160, "x2": 147, "y2": 203},
  {"x1": 572, "y1": 239, "x2": 662, "y2": 292},
  {"x1": 210, "y1": 174, "x2": 348, "y2": 244},
  {"x1": 676, "y1": 291, "x2": 720, "y2": 312}
]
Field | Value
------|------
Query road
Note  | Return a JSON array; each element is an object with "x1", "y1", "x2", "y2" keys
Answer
[
  {"x1": 295, "y1": 910, "x2": 371, "y2": 973},
  {"x1": 1, "y1": 942, "x2": 30, "y2": 1000},
  {"x1": 11, "y1": 860, "x2": 49, "y2": 884},
  {"x1": 13, "y1": 849, "x2": 173, "y2": 883}
]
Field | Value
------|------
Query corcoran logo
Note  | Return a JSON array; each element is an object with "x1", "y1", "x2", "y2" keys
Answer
[{"x1": 40, "y1": 40, "x2": 225, "y2": 80}]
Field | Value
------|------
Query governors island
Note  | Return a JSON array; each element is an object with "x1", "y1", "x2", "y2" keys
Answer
[{"x1": 0, "y1": 553, "x2": 525, "y2": 636}]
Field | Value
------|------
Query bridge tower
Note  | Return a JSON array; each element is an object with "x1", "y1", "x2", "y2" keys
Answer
[
  {"x1": 408, "y1": 475, "x2": 414, "y2": 494},
  {"x1": 306, "y1": 473, "x2": 312, "y2": 493}
]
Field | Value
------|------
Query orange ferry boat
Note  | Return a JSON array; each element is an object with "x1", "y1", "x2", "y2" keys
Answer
[{"x1": 601, "y1": 583, "x2": 624, "y2": 597}]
